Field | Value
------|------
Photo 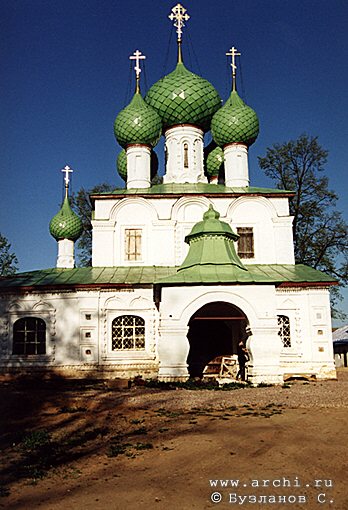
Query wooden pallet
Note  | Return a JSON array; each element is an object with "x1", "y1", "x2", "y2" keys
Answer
[{"x1": 203, "y1": 355, "x2": 238, "y2": 379}]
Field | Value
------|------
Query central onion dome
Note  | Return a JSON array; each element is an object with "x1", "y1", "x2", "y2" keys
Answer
[
  {"x1": 211, "y1": 90, "x2": 259, "y2": 147},
  {"x1": 145, "y1": 62, "x2": 221, "y2": 133},
  {"x1": 49, "y1": 195, "x2": 83, "y2": 242},
  {"x1": 114, "y1": 91, "x2": 162, "y2": 148}
]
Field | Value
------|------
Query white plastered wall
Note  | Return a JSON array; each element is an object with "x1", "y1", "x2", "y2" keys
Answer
[
  {"x1": 227, "y1": 196, "x2": 295, "y2": 264},
  {"x1": 0, "y1": 288, "x2": 159, "y2": 378},
  {"x1": 92, "y1": 194, "x2": 295, "y2": 268},
  {"x1": 276, "y1": 287, "x2": 336, "y2": 379},
  {"x1": 158, "y1": 285, "x2": 283, "y2": 384}
]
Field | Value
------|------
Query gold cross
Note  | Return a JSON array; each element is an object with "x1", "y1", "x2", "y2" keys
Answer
[
  {"x1": 168, "y1": 3, "x2": 190, "y2": 41},
  {"x1": 226, "y1": 46, "x2": 241, "y2": 91},
  {"x1": 61, "y1": 165, "x2": 73, "y2": 188},
  {"x1": 129, "y1": 49, "x2": 146, "y2": 80}
]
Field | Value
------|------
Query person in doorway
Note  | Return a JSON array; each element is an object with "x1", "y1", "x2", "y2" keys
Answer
[{"x1": 237, "y1": 341, "x2": 249, "y2": 381}]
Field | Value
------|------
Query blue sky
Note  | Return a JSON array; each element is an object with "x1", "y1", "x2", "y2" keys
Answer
[{"x1": 1, "y1": 0, "x2": 347, "y2": 323}]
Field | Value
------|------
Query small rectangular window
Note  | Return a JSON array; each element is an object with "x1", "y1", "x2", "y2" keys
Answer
[
  {"x1": 125, "y1": 229, "x2": 142, "y2": 261},
  {"x1": 237, "y1": 227, "x2": 254, "y2": 258},
  {"x1": 85, "y1": 331, "x2": 91, "y2": 338},
  {"x1": 85, "y1": 314, "x2": 92, "y2": 321}
]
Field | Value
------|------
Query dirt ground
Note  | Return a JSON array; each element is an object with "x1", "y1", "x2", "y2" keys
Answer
[{"x1": 0, "y1": 371, "x2": 347, "y2": 510}]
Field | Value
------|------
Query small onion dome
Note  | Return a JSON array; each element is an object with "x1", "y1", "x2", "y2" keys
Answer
[
  {"x1": 187, "y1": 205, "x2": 239, "y2": 241},
  {"x1": 116, "y1": 149, "x2": 159, "y2": 182},
  {"x1": 211, "y1": 90, "x2": 259, "y2": 147},
  {"x1": 49, "y1": 196, "x2": 83, "y2": 242},
  {"x1": 181, "y1": 205, "x2": 246, "y2": 271},
  {"x1": 145, "y1": 63, "x2": 221, "y2": 133},
  {"x1": 117, "y1": 149, "x2": 127, "y2": 181},
  {"x1": 206, "y1": 146, "x2": 224, "y2": 177},
  {"x1": 114, "y1": 92, "x2": 162, "y2": 148}
]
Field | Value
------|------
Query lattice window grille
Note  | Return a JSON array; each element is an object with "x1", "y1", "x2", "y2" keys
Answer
[
  {"x1": 112, "y1": 315, "x2": 145, "y2": 350},
  {"x1": 237, "y1": 227, "x2": 254, "y2": 258},
  {"x1": 278, "y1": 315, "x2": 292, "y2": 348},
  {"x1": 13, "y1": 317, "x2": 46, "y2": 355}
]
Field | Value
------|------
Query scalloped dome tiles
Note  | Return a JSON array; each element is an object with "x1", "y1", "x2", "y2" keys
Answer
[
  {"x1": 211, "y1": 90, "x2": 259, "y2": 147},
  {"x1": 49, "y1": 197, "x2": 83, "y2": 242},
  {"x1": 206, "y1": 146, "x2": 224, "y2": 176},
  {"x1": 145, "y1": 63, "x2": 221, "y2": 133},
  {"x1": 114, "y1": 92, "x2": 162, "y2": 148}
]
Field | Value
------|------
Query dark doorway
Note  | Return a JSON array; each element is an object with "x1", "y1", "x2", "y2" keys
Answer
[{"x1": 187, "y1": 301, "x2": 249, "y2": 378}]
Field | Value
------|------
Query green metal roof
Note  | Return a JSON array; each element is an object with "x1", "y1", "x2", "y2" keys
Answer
[
  {"x1": 0, "y1": 264, "x2": 336, "y2": 291},
  {"x1": 91, "y1": 183, "x2": 294, "y2": 198},
  {"x1": 156, "y1": 264, "x2": 336, "y2": 286},
  {"x1": 180, "y1": 205, "x2": 246, "y2": 271}
]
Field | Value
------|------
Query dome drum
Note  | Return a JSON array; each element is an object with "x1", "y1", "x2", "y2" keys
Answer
[{"x1": 163, "y1": 124, "x2": 207, "y2": 184}]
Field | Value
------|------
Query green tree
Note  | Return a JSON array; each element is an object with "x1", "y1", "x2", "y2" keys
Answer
[
  {"x1": 258, "y1": 134, "x2": 348, "y2": 317},
  {"x1": 71, "y1": 183, "x2": 114, "y2": 266},
  {"x1": 0, "y1": 233, "x2": 18, "y2": 276}
]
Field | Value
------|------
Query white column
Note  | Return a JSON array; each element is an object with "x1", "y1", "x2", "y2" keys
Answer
[
  {"x1": 158, "y1": 324, "x2": 190, "y2": 381},
  {"x1": 57, "y1": 239, "x2": 75, "y2": 268},
  {"x1": 163, "y1": 125, "x2": 207, "y2": 184},
  {"x1": 246, "y1": 323, "x2": 284, "y2": 384},
  {"x1": 224, "y1": 143, "x2": 249, "y2": 187},
  {"x1": 126, "y1": 144, "x2": 151, "y2": 189}
]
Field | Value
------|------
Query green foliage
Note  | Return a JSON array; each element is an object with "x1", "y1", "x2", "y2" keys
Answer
[
  {"x1": 0, "y1": 233, "x2": 18, "y2": 276},
  {"x1": 71, "y1": 183, "x2": 114, "y2": 266},
  {"x1": 144, "y1": 378, "x2": 248, "y2": 390},
  {"x1": 20, "y1": 429, "x2": 51, "y2": 452},
  {"x1": 259, "y1": 134, "x2": 348, "y2": 318}
]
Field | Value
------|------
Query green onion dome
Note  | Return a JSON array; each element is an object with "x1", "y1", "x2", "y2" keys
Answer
[
  {"x1": 187, "y1": 205, "x2": 239, "y2": 240},
  {"x1": 145, "y1": 62, "x2": 221, "y2": 133},
  {"x1": 114, "y1": 92, "x2": 162, "y2": 148},
  {"x1": 49, "y1": 196, "x2": 83, "y2": 242},
  {"x1": 116, "y1": 149, "x2": 159, "y2": 182},
  {"x1": 181, "y1": 205, "x2": 246, "y2": 271},
  {"x1": 211, "y1": 90, "x2": 259, "y2": 147},
  {"x1": 117, "y1": 149, "x2": 127, "y2": 181},
  {"x1": 206, "y1": 146, "x2": 224, "y2": 177}
]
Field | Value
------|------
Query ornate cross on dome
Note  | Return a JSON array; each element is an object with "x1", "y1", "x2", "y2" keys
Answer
[
  {"x1": 62, "y1": 165, "x2": 73, "y2": 196},
  {"x1": 130, "y1": 49, "x2": 146, "y2": 93},
  {"x1": 226, "y1": 46, "x2": 241, "y2": 91},
  {"x1": 169, "y1": 3, "x2": 190, "y2": 41}
]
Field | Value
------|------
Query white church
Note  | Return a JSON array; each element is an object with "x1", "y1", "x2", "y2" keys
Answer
[{"x1": 0, "y1": 5, "x2": 337, "y2": 384}]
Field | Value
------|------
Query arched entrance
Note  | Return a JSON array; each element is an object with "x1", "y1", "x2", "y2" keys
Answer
[{"x1": 187, "y1": 301, "x2": 249, "y2": 378}]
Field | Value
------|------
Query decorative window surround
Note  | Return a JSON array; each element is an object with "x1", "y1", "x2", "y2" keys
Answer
[{"x1": 5, "y1": 301, "x2": 56, "y2": 362}]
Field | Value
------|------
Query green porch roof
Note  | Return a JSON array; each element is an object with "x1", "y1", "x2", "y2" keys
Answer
[
  {"x1": 0, "y1": 264, "x2": 336, "y2": 291},
  {"x1": 91, "y1": 183, "x2": 294, "y2": 198},
  {"x1": 156, "y1": 264, "x2": 336, "y2": 286}
]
